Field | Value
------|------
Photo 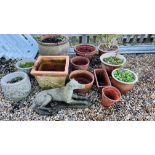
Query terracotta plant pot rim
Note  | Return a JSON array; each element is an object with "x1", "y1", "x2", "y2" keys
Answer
[
  {"x1": 38, "y1": 34, "x2": 69, "y2": 46},
  {"x1": 112, "y1": 68, "x2": 138, "y2": 85},
  {"x1": 74, "y1": 44, "x2": 96, "y2": 54},
  {"x1": 71, "y1": 56, "x2": 90, "y2": 67},
  {"x1": 100, "y1": 52, "x2": 126, "y2": 67},
  {"x1": 102, "y1": 86, "x2": 121, "y2": 102},
  {"x1": 98, "y1": 44, "x2": 119, "y2": 53}
]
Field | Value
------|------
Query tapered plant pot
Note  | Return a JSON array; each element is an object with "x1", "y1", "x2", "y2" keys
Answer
[
  {"x1": 100, "y1": 52, "x2": 126, "y2": 74},
  {"x1": 101, "y1": 86, "x2": 121, "y2": 107},
  {"x1": 94, "y1": 68, "x2": 111, "y2": 92},
  {"x1": 111, "y1": 68, "x2": 138, "y2": 94},
  {"x1": 69, "y1": 70, "x2": 94, "y2": 93},
  {"x1": 74, "y1": 44, "x2": 97, "y2": 59},
  {"x1": 31, "y1": 56, "x2": 69, "y2": 89},
  {"x1": 38, "y1": 34, "x2": 70, "y2": 56},
  {"x1": 0, "y1": 72, "x2": 31, "y2": 101},
  {"x1": 98, "y1": 44, "x2": 119, "y2": 55},
  {"x1": 70, "y1": 56, "x2": 90, "y2": 70}
]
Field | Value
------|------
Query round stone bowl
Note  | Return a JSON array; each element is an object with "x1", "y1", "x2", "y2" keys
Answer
[{"x1": 0, "y1": 72, "x2": 31, "y2": 101}]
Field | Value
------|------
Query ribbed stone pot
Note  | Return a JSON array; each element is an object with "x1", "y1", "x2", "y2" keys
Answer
[{"x1": 0, "y1": 72, "x2": 31, "y2": 101}]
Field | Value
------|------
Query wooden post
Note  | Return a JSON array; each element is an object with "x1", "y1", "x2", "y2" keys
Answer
[{"x1": 81, "y1": 34, "x2": 88, "y2": 43}]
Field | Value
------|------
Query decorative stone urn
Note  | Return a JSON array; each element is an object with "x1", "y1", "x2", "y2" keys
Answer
[{"x1": 0, "y1": 72, "x2": 31, "y2": 101}]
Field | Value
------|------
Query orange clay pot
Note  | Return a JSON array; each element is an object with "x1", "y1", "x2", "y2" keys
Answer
[{"x1": 101, "y1": 86, "x2": 121, "y2": 107}]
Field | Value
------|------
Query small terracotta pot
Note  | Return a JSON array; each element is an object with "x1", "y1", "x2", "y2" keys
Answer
[
  {"x1": 74, "y1": 44, "x2": 97, "y2": 59},
  {"x1": 94, "y1": 68, "x2": 111, "y2": 92},
  {"x1": 70, "y1": 56, "x2": 90, "y2": 70},
  {"x1": 69, "y1": 70, "x2": 94, "y2": 93},
  {"x1": 111, "y1": 68, "x2": 138, "y2": 94},
  {"x1": 98, "y1": 44, "x2": 119, "y2": 55},
  {"x1": 100, "y1": 52, "x2": 126, "y2": 74},
  {"x1": 101, "y1": 86, "x2": 121, "y2": 107}
]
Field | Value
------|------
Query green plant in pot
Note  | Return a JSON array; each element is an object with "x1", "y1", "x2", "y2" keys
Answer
[{"x1": 111, "y1": 68, "x2": 138, "y2": 94}]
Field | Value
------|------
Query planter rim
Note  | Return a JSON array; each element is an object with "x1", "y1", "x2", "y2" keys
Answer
[
  {"x1": 100, "y1": 52, "x2": 126, "y2": 67},
  {"x1": 1, "y1": 71, "x2": 28, "y2": 86},
  {"x1": 38, "y1": 34, "x2": 69, "y2": 46},
  {"x1": 112, "y1": 68, "x2": 138, "y2": 85},
  {"x1": 74, "y1": 44, "x2": 96, "y2": 53},
  {"x1": 15, "y1": 59, "x2": 35, "y2": 70},
  {"x1": 31, "y1": 56, "x2": 69, "y2": 76},
  {"x1": 71, "y1": 56, "x2": 90, "y2": 67},
  {"x1": 102, "y1": 86, "x2": 121, "y2": 102},
  {"x1": 98, "y1": 44, "x2": 119, "y2": 53}
]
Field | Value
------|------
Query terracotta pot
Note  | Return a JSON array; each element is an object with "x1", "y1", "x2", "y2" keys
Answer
[
  {"x1": 70, "y1": 56, "x2": 90, "y2": 70},
  {"x1": 100, "y1": 52, "x2": 126, "y2": 74},
  {"x1": 94, "y1": 68, "x2": 111, "y2": 92},
  {"x1": 38, "y1": 34, "x2": 70, "y2": 56},
  {"x1": 31, "y1": 56, "x2": 69, "y2": 89},
  {"x1": 98, "y1": 44, "x2": 119, "y2": 55},
  {"x1": 111, "y1": 68, "x2": 138, "y2": 94},
  {"x1": 74, "y1": 44, "x2": 97, "y2": 59},
  {"x1": 101, "y1": 86, "x2": 121, "y2": 107},
  {"x1": 69, "y1": 70, "x2": 94, "y2": 93}
]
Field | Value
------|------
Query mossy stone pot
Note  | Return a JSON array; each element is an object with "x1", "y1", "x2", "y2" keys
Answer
[
  {"x1": 100, "y1": 52, "x2": 126, "y2": 74},
  {"x1": 38, "y1": 34, "x2": 70, "y2": 56},
  {"x1": 111, "y1": 68, "x2": 138, "y2": 94},
  {"x1": 15, "y1": 59, "x2": 35, "y2": 74},
  {"x1": 0, "y1": 72, "x2": 31, "y2": 101}
]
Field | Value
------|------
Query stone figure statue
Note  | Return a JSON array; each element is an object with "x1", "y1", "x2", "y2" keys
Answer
[{"x1": 32, "y1": 79, "x2": 91, "y2": 115}]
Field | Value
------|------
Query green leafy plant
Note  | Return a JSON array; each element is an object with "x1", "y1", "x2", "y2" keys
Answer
[
  {"x1": 19, "y1": 62, "x2": 34, "y2": 68},
  {"x1": 114, "y1": 69, "x2": 135, "y2": 82},
  {"x1": 8, "y1": 77, "x2": 23, "y2": 84},
  {"x1": 103, "y1": 56, "x2": 124, "y2": 65}
]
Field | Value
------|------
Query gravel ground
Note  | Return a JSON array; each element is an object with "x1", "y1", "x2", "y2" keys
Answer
[{"x1": 0, "y1": 53, "x2": 155, "y2": 121}]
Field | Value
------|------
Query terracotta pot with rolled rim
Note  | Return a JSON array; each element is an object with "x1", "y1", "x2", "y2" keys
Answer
[
  {"x1": 70, "y1": 56, "x2": 90, "y2": 71},
  {"x1": 94, "y1": 68, "x2": 111, "y2": 93},
  {"x1": 74, "y1": 44, "x2": 97, "y2": 59},
  {"x1": 101, "y1": 86, "x2": 121, "y2": 107},
  {"x1": 69, "y1": 70, "x2": 94, "y2": 93}
]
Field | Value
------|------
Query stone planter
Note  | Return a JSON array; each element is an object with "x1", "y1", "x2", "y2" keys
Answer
[
  {"x1": 38, "y1": 34, "x2": 70, "y2": 56},
  {"x1": 74, "y1": 44, "x2": 97, "y2": 59},
  {"x1": 101, "y1": 86, "x2": 121, "y2": 107},
  {"x1": 70, "y1": 56, "x2": 90, "y2": 70},
  {"x1": 111, "y1": 68, "x2": 138, "y2": 94},
  {"x1": 100, "y1": 52, "x2": 126, "y2": 74},
  {"x1": 94, "y1": 68, "x2": 111, "y2": 92},
  {"x1": 69, "y1": 70, "x2": 94, "y2": 93},
  {"x1": 98, "y1": 44, "x2": 119, "y2": 55},
  {"x1": 31, "y1": 56, "x2": 69, "y2": 89},
  {"x1": 15, "y1": 59, "x2": 35, "y2": 74},
  {"x1": 0, "y1": 72, "x2": 31, "y2": 101}
]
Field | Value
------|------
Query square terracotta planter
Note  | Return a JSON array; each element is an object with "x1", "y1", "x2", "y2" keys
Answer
[
  {"x1": 31, "y1": 56, "x2": 69, "y2": 89},
  {"x1": 94, "y1": 68, "x2": 111, "y2": 92}
]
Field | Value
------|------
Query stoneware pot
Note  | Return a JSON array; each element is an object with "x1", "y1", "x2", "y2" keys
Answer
[
  {"x1": 70, "y1": 56, "x2": 90, "y2": 70},
  {"x1": 69, "y1": 70, "x2": 94, "y2": 93},
  {"x1": 31, "y1": 56, "x2": 69, "y2": 89},
  {"x1": 98, "y1": 44, "x2": 119, "y2": 55},
  {"x1": 94, "y1": 68, "x2": 111, "y2": 92},
  {"x1": 101, "y1": 86, "x2": 121, "y2": 107},
  {"x1": 38, "y1": 34, "x2": 70, "y2": 56},
  {"x1": 0, "y1": 72, "x2": 31, "y2": 101},
  {"x1": 100, "y1": 52, "x2": 126, "y2": 74},
  {"x1": 111, "y1": 68, "x2": 138, "y2": 94},
  {"x1": 15, "y1": 59, "x2": 35, "y2": 74},
  {"x1": 74, "y1": 44, "x2": 97, "y2": 59}
]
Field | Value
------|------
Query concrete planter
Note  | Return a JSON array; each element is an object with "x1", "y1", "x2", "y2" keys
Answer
[
  {"x1": 0, "y1": 72, "x2": 31, "y2": 101},
  {"x1": 15, "y1": 59, "x2": 35, "y2": 74},
  {"x1": 111, "y1": 68, "x2": 138, "y2": 94},
  {"x1": 100, "y1": 52, "x2": 126, "y2": 74},
  {"x1": 38, "y1": 34, "x2": 70, "y2": 56},
  {"x1": 31, "y1": 56, "x2": 69, "y2": 89}
]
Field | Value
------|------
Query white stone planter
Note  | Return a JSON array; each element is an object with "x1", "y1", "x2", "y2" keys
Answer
[{"x1": 0, "y1": 72, "x2": 31, "y2": 101}]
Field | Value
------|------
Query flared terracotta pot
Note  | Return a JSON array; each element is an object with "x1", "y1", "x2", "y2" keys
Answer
[
  {"x1": 101, "y1": 86, "x2": 121, "y2": 107},
  {"x1": 111, "y1": 68, "x2": 138, "y2": 94},
  {"x1": 74, "y1": 44, "x2": 97, "y2": 59},
  {"x1": 94, "y1": 68, "x2": 111, "y2": 92},
  {"x1": 70, "y1": 56, "x2": 90, "y2": 70},
  {"x1": 69, "y1": 70, "x2": 94, "y2": 93},
  {"x1": 31, "y1": 56, "x2": 69, "y2": 89}
]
